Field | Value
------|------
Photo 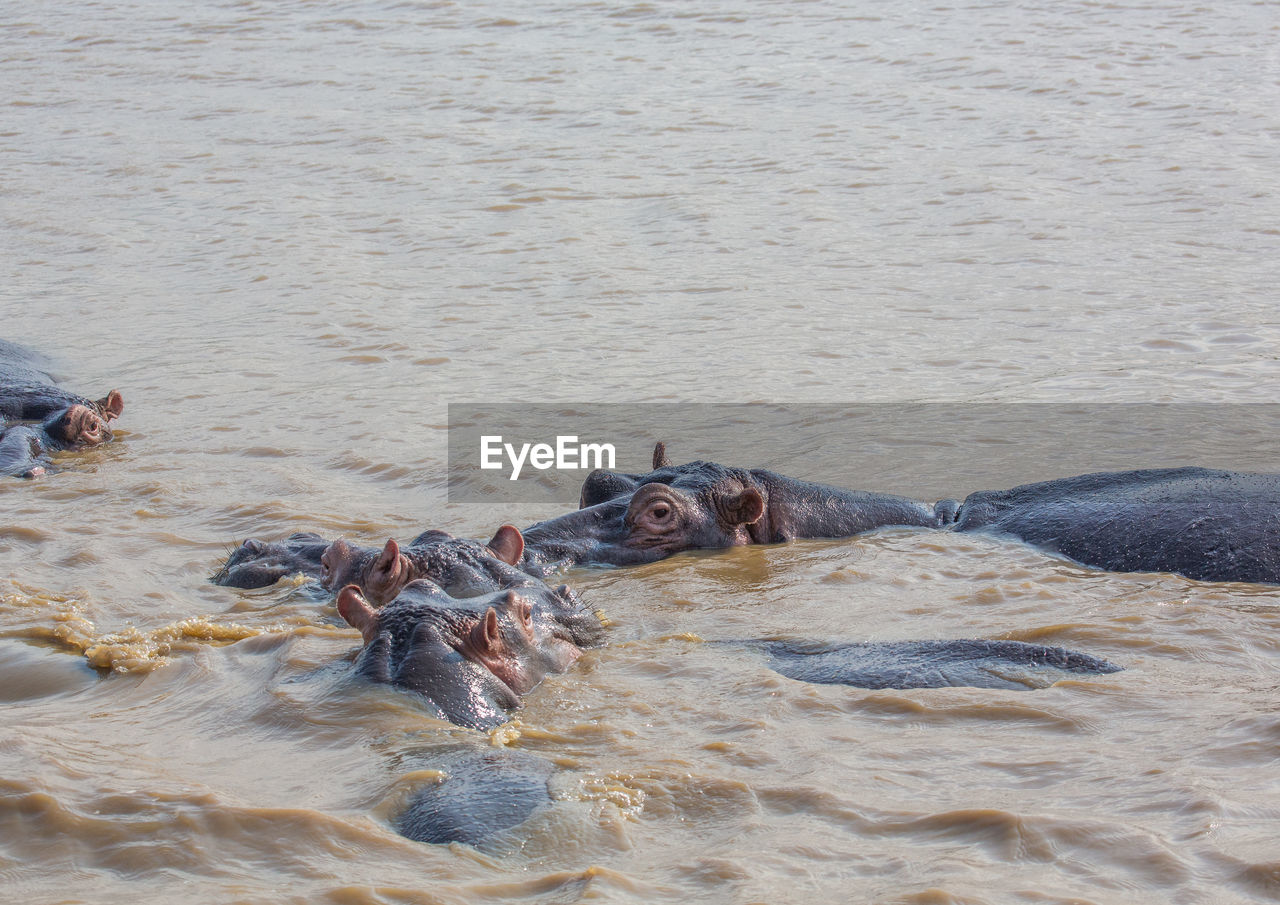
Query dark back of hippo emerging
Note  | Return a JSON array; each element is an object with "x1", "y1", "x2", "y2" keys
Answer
[{"x1": 953, "y1": 467, "x2": 1280, "y2": 584}]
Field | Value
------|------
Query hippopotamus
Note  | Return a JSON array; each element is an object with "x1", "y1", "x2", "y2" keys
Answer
[
  {"x1": 517, "y1": 442, "x2": 955, "y2": 570},
  {"x1": 951, "y1": 467, "x2": 1280, "y2": 585},
  {"x1": 393, "y1": 746, "x2": 555, "y2": 847},
  {"x1": 0, "y1": 340, "x2": 124, "y2": 477},
  {"x1": 738, "y1": 638, "x2": 1121, "y2": 691},
  {"x1": 211, "y1": 532, "x2": 332, "y2": 589},
  {"x1": 563, "y1": 445, "x2": 1280, "y2": 585},
  {"x1": 214, "y1": 525, "x2": 540, "y2": 595},
  {"x1": 320, "y1": 525, "x2": 534, "y2": 603},
  {"x1": 336, "y1": 579, "x2": 597, "y2": 730}
]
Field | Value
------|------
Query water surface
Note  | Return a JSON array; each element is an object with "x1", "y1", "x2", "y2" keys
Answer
[{"x1": 3, "y1": 1, "x2": 1279, "y2": 902}]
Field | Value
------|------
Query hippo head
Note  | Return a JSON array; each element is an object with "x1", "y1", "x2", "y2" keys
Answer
[
  {"x1": 557, "y1": 441, "x2": 948, "y2": 564},
  {"x1": 523, "y1": 449, "x2": 768, "y2": 567},
  {"x1": 320, "y1": 525, "x2": 527, "y2": 604},
  {"x1": 456, "y1": 588, "x2": 582, "y2": 694},
  {"x1": 42, "y1": 403, "x2": 112, "y2": 450},
  {"x1": 337, "y1": 580, "x2": 581, "y2": 728},
  {"x1": 212, "y1": 532, "x2": 331, "y2": 588}
]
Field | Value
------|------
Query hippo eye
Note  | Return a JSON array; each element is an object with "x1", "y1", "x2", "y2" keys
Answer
[{"x1": 651, "y1": 503, "x2": 671, "y2": 520}]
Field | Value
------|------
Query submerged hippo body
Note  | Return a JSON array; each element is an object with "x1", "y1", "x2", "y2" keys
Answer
[
  {"x1": 748, "y1": 638, "x2": 1121, "y2": 691},
  {"x1": 0, "y1": 340, "x2": 124, "y2": 477},
  {"x1": 522, "y1": 443, "x2": 952, "y2": 570},
  {"x1": 338, "y1": 579, "x2": 600, "y2": 730},
  {"x1": 953, "y1": 467, "x2": 1280, "y2": 585},
  {"x1": 395, "y1": 747, "x2": 555, "y2": 847}
]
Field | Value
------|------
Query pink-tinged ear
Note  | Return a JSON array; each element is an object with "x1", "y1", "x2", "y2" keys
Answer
[
  {"x1": 719, "y1": 486, "x2": 765, "y2": 526},
  {"x1": 653, "y1": 442, "x2": 670, "y2": 469},
  {"x1": 487, "y1": 524, "x2": 524, "y2": 566},
  {"x1": 97, "y1": 390, "x2": 124, "y2": 421},
  {"x1": 480, "y1": 607, "x2": 501, "y2": 652},
  {"x1": 375, "y1": 538, "x2": 400, "y2": 573},
  {"x1": 337, "y1": 585, "x2": 378, "y2": 642}
]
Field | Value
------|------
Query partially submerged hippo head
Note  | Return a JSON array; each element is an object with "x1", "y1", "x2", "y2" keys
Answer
[
  {"x1": 0, "y1": 386, "x2": 124, "y2": 478},
  {"x1": 42, "y1": 403, "x2": 114, "y2": 450},
  {"x1": 212, "y1": 532, "x2": 330, "y2": 588},
  {"x1": 337, "y1": 580, "x2": 585, "y2": 729},
  {"x1": 320, "y1": 525, "x2": 528, "y2": 604},
  {"x1": 521, "y1": 442, "x2": 948, "y2": 568}
]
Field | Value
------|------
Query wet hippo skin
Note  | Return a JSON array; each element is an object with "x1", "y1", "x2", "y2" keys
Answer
[
  {"x1": 395, "y1": 747, "x2": 555, "y2": 847},
  {"x1": 575, "y1": 447, "x2": 1280, "y2": 585},
  {"x1": 215, "y1": 525, "x2": 536, "y2": 594},
  {"x1": 746, "y1": 639, "x2": 1122, "y2": 691},
  {"x1": 211, "y1": 532, "x2": 331, "y2": 589},
  {"x1": 953, "y1": 467, "x2": 1280, "y2": 584},
  {"x1": 320, "y1": 525, "x2": 534, "y2": 603},
  {"x1": 522, "y1": 442, "x2": 954, "y2": 571},
  {"x1": 337, "y1": 578, "x2": 601, "y2": 731}
]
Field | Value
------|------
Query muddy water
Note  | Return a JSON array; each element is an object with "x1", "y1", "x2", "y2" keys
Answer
[{"x1": 3, "y1": 0, "x2": 1280, "y2": 902}]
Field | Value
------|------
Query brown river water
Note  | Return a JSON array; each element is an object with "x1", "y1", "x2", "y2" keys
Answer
[{"x1": 3, "y1": 0, "x2": 1280, "y2": 902}]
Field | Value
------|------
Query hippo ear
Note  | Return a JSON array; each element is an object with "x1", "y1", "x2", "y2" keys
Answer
[
  {"x1": 97, "y1": 389, "x2": 124, "y2": 421},
  {"x1": 653, "y1": 442, "x2": 671, "y2": 469},
  {"x1": 717, "y1": 486, "x2": 765, "y2": 526},
  {"x1": 479, "y1": 607, "x2": 501, "y2": 652},
  {"x1": 375, "y1": 538, "x2": 400, "y2": 574},
  {"x1": 337, "y1": 585, "x2": 378, "y2": 642},
  {"x1": 487, "y1": 524, "x2": 524, "y2": 566}
]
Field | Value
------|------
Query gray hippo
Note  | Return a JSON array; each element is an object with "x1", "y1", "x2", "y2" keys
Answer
[
  {"x1": 951, "y1": 467, "x2": 1280, "y2": 584},
  {"x1": 319, "y1": 525, "x2": 532, "y2": 604},
  {"x1": 336, "y1": 579, "x2": 599, "y2": 731},
  {"x1": 740, "y1": 638, "x2": 1121, "y2": 691},
  {"x1": 213, "y1": 525, "x2": 534, "y2": 595},
  {"x1": 211, "y1": 532, "x2": 332, "y2": 589},
  {"x1": 558, "y1": 444, "x2": 1280, "y2": 585},
  {"x1": 519, "y1": 442, "x2": 954, "y2": 571},
  {"x1": 393, "y1": 746, "x2": 555, "y2": 847},
  {"x1": 0, "y1": 340, "x2": 124, "y2": 477}
]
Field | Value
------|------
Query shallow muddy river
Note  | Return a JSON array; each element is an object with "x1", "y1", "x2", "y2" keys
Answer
[{"x1": 3, "y1": 0, "x2": 1279, "y2": 902}]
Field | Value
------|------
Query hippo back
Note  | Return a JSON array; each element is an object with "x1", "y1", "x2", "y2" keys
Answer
[{"x1": 953, "y1": 467, "x2": 1280, "y2": 584}]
